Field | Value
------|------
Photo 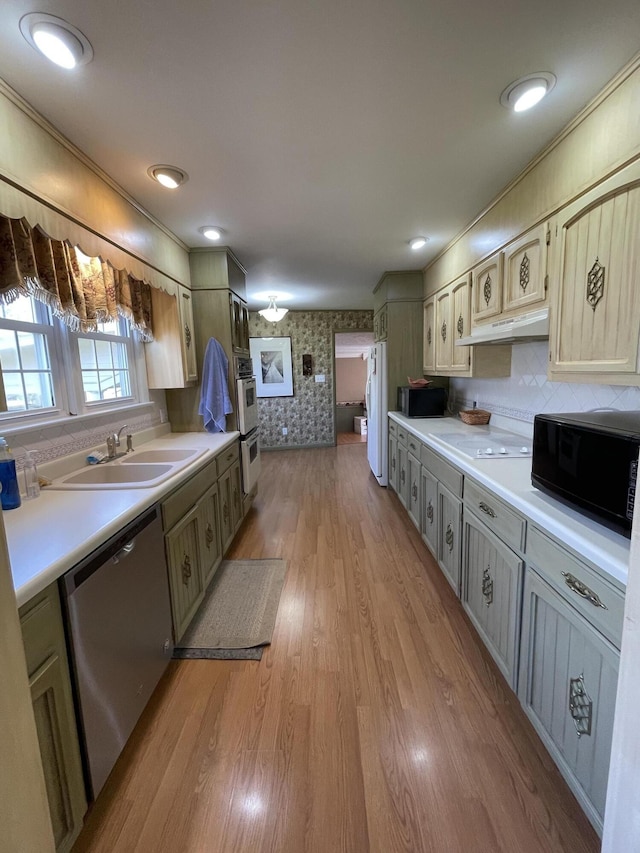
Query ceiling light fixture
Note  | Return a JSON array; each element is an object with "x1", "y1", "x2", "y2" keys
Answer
[
  {"x1": 20, "y1": 13, "x2": 93, "y2": 69},
  {"x1": 500, "y1": 72, "x2": 556, "y2": 112},
  {"x1": 258, "y1": 296, "x2": 288, "y2": 323},
  {"x1": 409, "y1": 236, "x2": 428, "y2": 251},
  {"x1": 198, "y1": 226, "x2": 224, "y2": 241},
  {"x1": 147, "y1": 165, "x2": 189, "y2": 189}
]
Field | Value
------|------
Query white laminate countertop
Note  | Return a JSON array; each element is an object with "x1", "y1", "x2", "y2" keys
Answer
[
  {"x1": 7, "y1": 430, "x2": 239, "y2": 608},
  {"x1": 389, "y1": 412, "x2": 630, "y2": 589}
]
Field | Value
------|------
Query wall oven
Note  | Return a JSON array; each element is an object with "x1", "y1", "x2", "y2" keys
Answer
[
  {"x1": 235, "y1": 356, "x2": 258, "y2": 437},
  {"x1": 234, "y1": 355, "x2": 261, "y2": 494}
]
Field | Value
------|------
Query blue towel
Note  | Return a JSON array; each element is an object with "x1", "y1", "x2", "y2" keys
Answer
[{"x1": 198, "y1": 338, "x2": 233, "y2": 433}]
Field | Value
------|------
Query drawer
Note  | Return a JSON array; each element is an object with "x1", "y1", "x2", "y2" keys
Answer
[
  {"x1": 406, "y1": 434, "x2": 422, "y2": 456},
  {"x1": 216, "y1": 443, "x2": 239, "y2": 478},
  {"x1": 526, "y1": 526, "x2": 625, "y2": 649},
  {"x1": 421, "y1": 445, "x2": 463, "y2": 498},
  {"x1": 162, "y1": 457, "x2": 217, "y2": 532},
  {"x1": 397, "y1": 426, "x2": 408, "y2": 446},
  {"x1": 388, "y1": 420, "x2": 397, "y2": 436},
  {"x1": 464, "y1": 478, "x2": 525, "y2": 552},
  {"x1": 19, "y1": 586, "x2": 60, "y2": 677}
]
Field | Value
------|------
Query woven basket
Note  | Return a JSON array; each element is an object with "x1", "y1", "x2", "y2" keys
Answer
[{"x1": 459, "y1": 408, "x2": 491, "y2": 425}]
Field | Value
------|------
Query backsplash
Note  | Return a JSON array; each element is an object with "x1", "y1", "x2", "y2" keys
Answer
[
  {"x1": 250, "y1": 310, "x2": 373, "y2": 448},
  {"x1": 450, "y1": 341, "x2": 640, "y2": 421},
  {"x1": 1, "y1": 401, "x2": 163, "y2": 472}
]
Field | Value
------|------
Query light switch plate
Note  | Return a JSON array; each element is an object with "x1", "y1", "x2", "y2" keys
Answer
[{"x1": 314, "y1": 374, "x2": 325, "y2": 383}]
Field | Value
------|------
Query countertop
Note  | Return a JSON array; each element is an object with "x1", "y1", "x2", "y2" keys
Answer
[
  {"x1": 389, "y1": 412, "x2": 630, "y2": 589},
  {"x1": 8, "y1": 430, "x2": 239, "y2": 608}
]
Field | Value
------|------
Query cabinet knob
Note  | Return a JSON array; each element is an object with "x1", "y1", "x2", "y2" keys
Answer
[
  {"x1": 412, "y1": 482, "x2": 418, "y2": 501},
  {"x1": 441, "y1": 321, "x2": 447, "y2": 342},
  {"x1": 223, "y1": 502, "x2": 229, "y2": 523},
  {"x1": 482, "y1": 565, "x2": 493, "y2": 606},
  {"x1": 184, "y1": 324, "x2": 192, "y2": 349},
  {"x1": 568, "y1": 674, "x2": 593, "y2": 737},
  {"x1": 445, "y1": 523, "x2": 454, "y2": 551},
  {"x1": 205, "y1": 523, "x2": 214, "y2": 547},
  {"x1": 426, "y1": 500, "x2": 434, "y2": 523},
  {"x1": 457, "y1": 313, "x2": 464, "y2": 338}
]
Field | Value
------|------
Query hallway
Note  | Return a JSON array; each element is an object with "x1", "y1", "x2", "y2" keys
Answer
[{"x1": 73, "y1": 445, "x2": 599, "y2": 853}]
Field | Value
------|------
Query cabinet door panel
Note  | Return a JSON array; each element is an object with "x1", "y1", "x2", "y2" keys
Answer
[
  {"x1": 462, "y1": 511, "x2": 523, "y2": 687},
  {"x1": 472, "y1": 251, "x2": 503, "y2": 323},
  {"x1": 199, "y1": 483, "x2": 222, "y2": 589},
  {"x1": 420, "y1": 467, "x2": 438, "y2": 557},
  {"x1": 438, "y1": 484, "x2": 461, "y2": 594},
  {"x1": 178, "y1": 286, "x2": 198, "y2": 383},
  {"x1": 388, "y1": 434, "x2": 398, "y2": 493},
  {"x1": 397, "y1": 443, "x2": 408, "y2": 508},
  {"x1": 450, "y1": 275, "x2": 471, "y2": 372},
  {"x1": 218, "y1": 467, "x2": 235, "y2": 551},
  {"x1": 503, "y1": 223, "x2": 549, "y2": 314},
  {"x1": 519, "y1": 568, "x2": 619, "y2": 833},
  {"x1": 551, "y1": 162, "x2": 640, "y2": 379},
  {"x1": 423, "y1": 297, "x2": 435, "y2": 373},
  {"x1": 166, "y1": 506, "x2": 204, "y2": 641},
  {"x1": 407, "y1": 451, "x2": 421, "y2": 530},
  {"x1": 435, "y1": 289, "x2": 452, "y2": 371}
]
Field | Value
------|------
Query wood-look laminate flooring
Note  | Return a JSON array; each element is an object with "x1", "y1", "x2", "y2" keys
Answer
[
  {"x1": 337, "y1": 431, "x2": 367, "y2": 445},
  {"x1": 72, "y1": 445, "x2": 600, "y2": 853}
]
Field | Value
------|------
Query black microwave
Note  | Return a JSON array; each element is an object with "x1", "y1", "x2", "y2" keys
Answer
[
  {"x1": 397, "y1": 386, "x2": 446, "y2": 418},
  {"x1": 531, "y1": 410, "x2": 640, "y2": 538}
]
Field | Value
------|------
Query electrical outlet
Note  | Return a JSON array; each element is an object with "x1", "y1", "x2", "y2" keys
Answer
[{"x1": 282, "y1": 427, "x2": 288, "y2": 435}]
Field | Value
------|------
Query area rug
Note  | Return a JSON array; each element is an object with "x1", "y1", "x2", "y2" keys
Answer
[{"x1": 173, "y1": 558, "x2": 287, "y2": 660}]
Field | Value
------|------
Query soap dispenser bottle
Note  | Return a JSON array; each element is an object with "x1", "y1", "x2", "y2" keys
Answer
[{"x1": 0, "y1": 437, "x2": 21, "y2": 510}]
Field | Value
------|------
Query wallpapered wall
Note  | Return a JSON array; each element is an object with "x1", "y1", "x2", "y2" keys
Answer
[{"x1": 250, "y1": 310, "x2": 373, "y2": 448}]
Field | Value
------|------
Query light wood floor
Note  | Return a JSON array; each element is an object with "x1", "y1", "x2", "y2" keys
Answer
[
  {"x1": 72, "y1": 445, "x2": 599, "y2": 853},
  {"x1": 337, "y1": 430, "x2": 367, "y2": 445}
]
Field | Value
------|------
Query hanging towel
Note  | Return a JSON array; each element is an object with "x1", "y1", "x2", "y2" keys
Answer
[{"x1": 198, "y1": 338, "x2": 233, "y2": 433}]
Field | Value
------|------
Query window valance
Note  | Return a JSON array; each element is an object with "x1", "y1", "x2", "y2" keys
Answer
[{"x1": 0, "y1": 214, "x2": 153, "y2": 340}]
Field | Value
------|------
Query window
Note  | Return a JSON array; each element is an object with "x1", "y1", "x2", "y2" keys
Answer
[{"x1": 0, "y1": 294, "x2": 146, "y2": 422}]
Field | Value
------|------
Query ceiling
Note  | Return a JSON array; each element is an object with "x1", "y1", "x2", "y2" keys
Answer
[{"x1": 1, "y1": 2, "x2": 639, "y2": 312}]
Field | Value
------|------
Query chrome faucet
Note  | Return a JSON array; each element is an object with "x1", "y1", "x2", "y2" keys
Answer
[{"x1": 106, "y1": 424, "x2": 129, "y2": 459}]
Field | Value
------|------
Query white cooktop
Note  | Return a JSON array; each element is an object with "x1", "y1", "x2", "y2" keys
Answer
[{"x1": 437, "y1": 429, "x2": 532, "y2": 459}]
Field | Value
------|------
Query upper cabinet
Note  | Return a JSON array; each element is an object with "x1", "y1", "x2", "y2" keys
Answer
[
  {"x1": 549, "y1": 159, "x2": 640, "y2": 385},
  {"x1": 145, "y1": 284, "x2": 198, "y2": 389},
  {"x1": 230, "y1": 291, "x2": 250, "y2": 354},
  {"x1": 424, "y1": 274, "x2": 510, "y2": 378},
  {"x1": 471, "y1": 223, "x2": 550, "y2": 328}
]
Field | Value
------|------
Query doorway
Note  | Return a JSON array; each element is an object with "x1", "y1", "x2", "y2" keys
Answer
[{"x1": 333, "y1": 330, "x2": 374, "y2": 445}]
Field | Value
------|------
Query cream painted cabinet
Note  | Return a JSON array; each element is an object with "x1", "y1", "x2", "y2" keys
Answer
[
  {"x1": 145, "y1": 285, "x2": 198, "y2": 389},
  {"x1": 425, "y1": 275, "x2": 509, "y2": 378},
  {"x1": 20, "y1": 586, "x2": 87, "y2": 853},
  {"x1": 549, "y1": 159, "x2": 640, "y2": 384},
  {"x1": 420, "y1": 466, "x2": 438, "y2": 556},
  {"x1": 373, "y1": 305, "x2": 388, "y2": 342},
  {"x1": 422, "y1": 297, "x2": 435, "y2": 373},
  {"x1": 199, "y1": 482, "x2": 222, "y2": 589},
  {"x1": 472, "y1": 250, "x2": 503, "y2": 323},
  {"x1": 420, "y1": 443, "x2": 464, "y2": 593},
  {"x1": 406, "y1": 432, "x2": 422, "y2": 529},
  {"x1": 165, "y1": 504, "x2": 205, "y2": 641},
  {"x1": 388, "y1": 422, "x2": 399, "y2": 493},
  {"x1": 438, "y1": 484, "x2": 462, "y2": 593},
  {"x1": 503, "y1": 223, "x2": 549, "y2": 314},
  {"x1": 230, "y1": 291, "x2": 250, "y2": 354}
]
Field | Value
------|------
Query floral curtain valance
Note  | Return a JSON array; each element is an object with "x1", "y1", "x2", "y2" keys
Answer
[{"x1": 0, "y1": 214, "x2": 153, "y2": 340}]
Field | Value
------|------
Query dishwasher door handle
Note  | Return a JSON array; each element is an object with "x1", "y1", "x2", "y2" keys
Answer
[{"x1": 112, "y1": 540, "x2": 136, "y2": 563}]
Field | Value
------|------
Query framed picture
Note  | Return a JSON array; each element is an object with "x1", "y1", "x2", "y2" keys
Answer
[{"x1": 250, "y1": 336, "x2": 294, "y2": 397}]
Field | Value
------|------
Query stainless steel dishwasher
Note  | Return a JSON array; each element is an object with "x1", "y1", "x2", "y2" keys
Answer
[{"x1": 61, "y1": 504, "x2": 173, "y2": 800}]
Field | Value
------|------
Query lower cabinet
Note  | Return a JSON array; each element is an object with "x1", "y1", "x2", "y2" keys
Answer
[
  {"x1": 437, "y1": 484, "x2": 462, "y2": 593},
  {"x1": 20, "y1": 585, "x2": 87, "y2": 853},
  {"x1": 518, "y1": 567, "x2": 619, "y2": 834},
  {"x1": 162, "y1": 442, "x2": 242, "y2": 642},
  {"x1": 388, "y1": 431, "x2": 398, "y2": 492},
  {"x1": 407, "y1": 448, "x2": 421, "y2": 529},
  {"x1": 397, "y1": 440, "x2": 408, "y2": 508},
  {"x1": 420, "y1": 466, "x2": 438, "y2": 556},
  {"x1": 461, "y1": 510, "x2": 523, "y2": 688}
]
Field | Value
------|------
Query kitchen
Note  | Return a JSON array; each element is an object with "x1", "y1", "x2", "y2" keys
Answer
[{"x1": 1, "y1": 2, "x2": 640, "y2": 851}]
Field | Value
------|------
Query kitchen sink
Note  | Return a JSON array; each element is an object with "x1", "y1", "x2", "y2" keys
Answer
[
  {"x1": 51, "y1": 463, "x2": 175, "y2": 490},
  {"x1": 121, "y1": 448, "x2": 203, "y2": 464}
]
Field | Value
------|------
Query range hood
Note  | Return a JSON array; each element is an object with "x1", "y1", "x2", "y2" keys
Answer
[{"x1": 456, "y1": 307, "x2": 549, "y2": 346}]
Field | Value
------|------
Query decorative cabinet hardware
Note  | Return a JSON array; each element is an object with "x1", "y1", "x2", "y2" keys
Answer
[
  {"x1": 400, "y1": 469, "x2": 406, "y2": 485},
  {"x1": 483, "y1": 273, "x2": 492, "y2": 307},
  {"x1": 586, "y1": 258, "x2": 605, "y2": 311},
  {"x1": 482, "y1": 565, "x2": 494, "y2": 606},
  {"x1": 391, "y1": 457, "x2": 396, "y2": 470},
  {"x1": 561, "y1": 572, "x2": 608, "y2": 609},
  {"x1": 411, "y1": 482, "x2": 418, "y2": 501},
  {"x1": 441, "y1": 321, "x2": 447, "y2": 342},
  {"x1": 519, "y1": 253, "x2": 530, "y2": 292},
  {"x1": 205, "y1": 523, "x2": 214, "y2": 547},
  {"x1": 181, "y1": 554, "x2": 192, "y2": 585},
  {"x1": 457, "y1": 313, "x2": 464, "y2": 338},
  {"x1": 223, "y1": 501, "x2": 229, "y2": 523},
  {"x1": 427, "y1": 326, "x2": 432, "y2": 345},
  {"x1": 479, "y1": 501, "x2": 496, "y2": 519},
  {"x1": 182, "y1": 292, "x2": 191, "y2": 300},
  {"x1": 184, "y1": 324, "x2": 192, "y2": 349},
  {"x1": 426, "y1": 500, "x2": 434, "y2": 523},
  {"x1": 568, "y1": 674, "x2": 593, "y2": 737},
  {"x1": 445, "y1": 523, "x2": 454, "y2": 551}
]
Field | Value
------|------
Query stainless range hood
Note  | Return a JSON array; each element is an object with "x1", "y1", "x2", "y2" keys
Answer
[{"x1": 456, "y1": 307, "x2": 549, "y2": 346}]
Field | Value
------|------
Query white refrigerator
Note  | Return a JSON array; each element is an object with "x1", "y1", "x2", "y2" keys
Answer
[{"x1": 366, "y1": 341, "x2": 388, "y2": 486}]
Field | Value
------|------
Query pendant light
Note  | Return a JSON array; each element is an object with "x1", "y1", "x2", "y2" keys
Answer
[{"x1": 258, "y1": 296, "x2": 288, "y2": 323}]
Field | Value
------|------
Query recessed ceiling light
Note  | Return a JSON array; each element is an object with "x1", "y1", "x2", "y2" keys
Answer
[
  {"x1": 19, "y1": 13, "x2": 93, "y2": 69},
  {"x1": 147, "y1": 165, "x2": 189, "y2": 189},
  {"x1": 409, "y1": 236, "x2": 428, "y2": 251},
  {"x1": 199, "y1": 226, "x2": 224, "y2": 241},
  {"x1": 500, "y1": 72, "x2": 556, "y2": 112}
]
